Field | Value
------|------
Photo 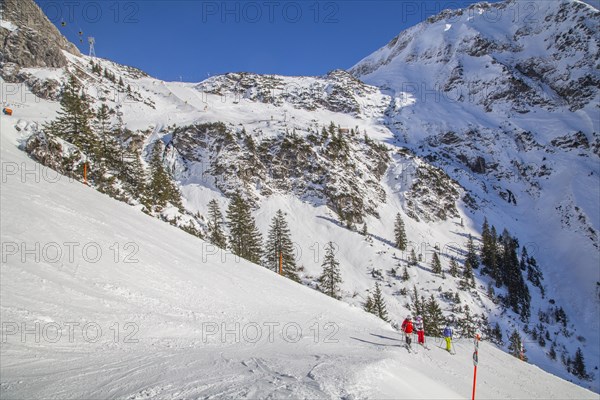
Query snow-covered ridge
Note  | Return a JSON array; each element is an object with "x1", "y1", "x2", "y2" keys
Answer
[{"x1": 196, "y1": 70, "x2": 388, "y2": 117}]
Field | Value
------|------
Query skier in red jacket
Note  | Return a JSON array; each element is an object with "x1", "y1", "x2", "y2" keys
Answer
[{"x1": 401, "y1": 315, "x2": 414, "y2": 346}]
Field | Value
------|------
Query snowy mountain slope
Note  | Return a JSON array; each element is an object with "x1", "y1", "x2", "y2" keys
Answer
[
  {"x1": 1, "y1": 0, "x2": 599, "y2": 392},
  {"x1": 1, "y1": 107, "x2": 596, "y2": 400},
  {"x1": 350, "y1": 0, "x2": 600, "y2": 386}
]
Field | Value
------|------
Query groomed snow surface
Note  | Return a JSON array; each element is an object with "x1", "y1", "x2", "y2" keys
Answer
[{"x1": 1, "y1": 109, "x2": 596, "y2": 399}]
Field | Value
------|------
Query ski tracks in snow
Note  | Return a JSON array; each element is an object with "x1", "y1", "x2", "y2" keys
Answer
[{"x1": 114, "y1": 353, "x2": 356, "y2": 399}]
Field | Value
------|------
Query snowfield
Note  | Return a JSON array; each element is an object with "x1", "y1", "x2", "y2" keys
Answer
[{"x1": 1, "y1": 106, "x2": 596, "y2": 399}]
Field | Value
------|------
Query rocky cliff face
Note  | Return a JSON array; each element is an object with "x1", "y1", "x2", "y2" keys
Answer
[
  {"x1": 0, "y1": 0, "x2": 80, "y2": 68},
  {"x1": 0, "y1": 0, "x2": 81, "y2": 99},
  {"x1": 196, "y1": 69, "x2": 388, "y2": 116},
  {"x1": 166, "y1": 121, "x2": 391, "y2": 223}
]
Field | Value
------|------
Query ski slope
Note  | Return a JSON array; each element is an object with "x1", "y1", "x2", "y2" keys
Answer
[{"x1": 1, "y1": 107, "x2": 596, "y2": 399}]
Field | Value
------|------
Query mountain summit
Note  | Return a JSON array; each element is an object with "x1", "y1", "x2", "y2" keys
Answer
[{"x1": 351, "y1": 0, "x2": 599, "y2": 113}]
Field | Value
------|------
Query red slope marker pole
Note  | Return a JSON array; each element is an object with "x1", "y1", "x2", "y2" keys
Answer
[
  {"x1": 472, "y1": 363, "x2": 477, "y2": 400},
  {"x1": 472, "y1": 332, "x2": 481, "y2": 400}
]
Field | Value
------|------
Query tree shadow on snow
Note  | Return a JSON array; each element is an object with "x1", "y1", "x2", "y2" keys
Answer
[
  {"x1": 370, "y1": 333, "x2": 403, "y2": 342},
  {"x1": 316, "y1": 215, "x2": 345, "y2": 229},
  {"x1": 350, "y1": 336, "x2": 404, "y2": 348},
  {"x1": 315, "y1": 216, "x2": 397, "y2": 249},
  {"x1": 368, "y1": 233, "x2": 397, "y2": 249}
]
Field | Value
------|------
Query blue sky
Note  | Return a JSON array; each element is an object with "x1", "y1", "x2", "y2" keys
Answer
[{"x1": 37, "y1": 0, "x2": 495, "y2": 82}]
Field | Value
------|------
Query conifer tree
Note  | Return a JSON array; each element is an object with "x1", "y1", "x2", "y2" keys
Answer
[
  {"x1": 481, "y1": 218, "x2": 496, "y2": 276},
  {"x1": 93, "y1": 103, "x2": 121, "y2": 172},
  {"x1": 318, "y1": 242, "x2": 342, "y2": 299},
  {"x1": 43, "y1": 75, "x2": 96, "y2": 151},
  {"x1": 411, "y1": 285, "x2": 424, "y2": 317},
  {"x1": 408, "y1": 248, "x2": 418, "y2": 266},
  {"x1": 147, "y1": 142, "x2": 183, "y2": 212},
  {"x1": 466, "y1": 234, "x2": 480, "y2": 269},
  {"x1": 508, "y1": 330, "x2": 526, "y2": 361},
  {"x1": 490, "y1": 322, "x2": 503, "y2": 345},
  {"x1": 431, "y1": 251, "x2": 442, "y2": 274},
  {"x1": 207, "y1": 199, "x2": 227, "y2": 249},
  {"x1": 86, "y1": 103, "x2": 117, "y2": 191},
  {"x1": 424, "y1": 295, "x2": 445, "y2": 337},
  {"x1": 361, "y1": 223, "x2": 368, "y2": 236},
  {"x1": 362, "y1": 223, "x2": 373, "y2": 243},
  {"x1": 449, "y1": 257, "x2": 459, "y2": 277},
  {"x1": 328, "y1": 121, "x2": 336, "y2": 136},
  {"x1": 458, "y1": 304, "x2": 476, "y2": 337},
  {"x1": 265, "y1": 210, "x2": 300, "y2": 282},
  {"x1": 226, "y1": 193, "x2": 263, "y2": 264},
  {"x1": 522, "y1": 247, "x2": 544, "y2": 295},
  {"x1": 401, "y1": 265, "x2": 410, "y2": 282},
  {"x1": 121, "y1": 145, "x2": 147, "y2": 201},
  {"x1": 488, "y1": 226, "x2": 500, "y2": 284},
  {"x1": 548, "y1": 343, "x2": 557, "y2": 360},
  {"x1": 394, "y1": 213, "x2": 407, "y2": 251},
  {"x1": 368, "y1": 282, "x2": 389, "y2": 322},
  {"x1": 363, "y1": 293, "x2": 374, "y2": 314},
  {"x1": 572, "y1": 348, "x2": 589, "y2": 380},
  {"x1": 499, "y1": 230, "x2": 531, "y2": 321},
  {"x1": 461, "y1": 259, "x2": 476, "y2": 289}
]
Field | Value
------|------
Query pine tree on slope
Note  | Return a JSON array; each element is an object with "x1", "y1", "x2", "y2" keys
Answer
[
  {"x1": 207, "y1": 199, "x2": 227, "y2": 249},
  {"x1": 424, "y1": 295, "x2": 445, "y2": 337},
  {"x1": 431, "y1": 251, "x2": 442, "y2": 275},
  {"x1": 394, "y1": 213, "x2": 408, "y2": 251},
  {"x1": 318, "y1": 242, "x2": 342, "y2": 299},
  {"x1": 449, "y1": 257, "x2": 459, "y2": 277},
  {"x1": 508, "y1": 329, "x2": 527, "y2": 361},
  {"x1": 226, "y1": 193, "x2": 263, "y2": 264},
  {"x1": 408, "y1": 248, "x2": 418, "y2": 266},
  {"x1": 411, "y1": 285, "x2": 424, "y2": 317},
  {"x1": 363, "y1": 293, "x2": 374, "y2": 314},
  {"x1": 43, "y1": 75, "x2": 96, "y2": 152},
  {"x1": 265, "y1": 210, "x2": 300, "y2": 282},
  {"x1": 94, "y1": 103, "x2": 112, "y2": 161},
  {"x1": 401, "y1": 265, "x2": 410, "y2": 282},
  {"x1": 461, "y1": 258, "x2": 476, "y2": 289},
  {"x1": 369, "y1": 282, "x2": 389, "y2": 322},
  {"x1": 572, "y1": 348, "x2": 590, "y2": 380},
  {"x1": 147, "y1": 142, "x2": 183, "y2": 212},
  {"x1": 466, "y1": 234, "x2": 480, "y2": 269}
]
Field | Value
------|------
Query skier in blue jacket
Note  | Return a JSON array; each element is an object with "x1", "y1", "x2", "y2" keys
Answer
[{"x1": 443, "y1": 324, "x2": 453, "y2": 352}]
